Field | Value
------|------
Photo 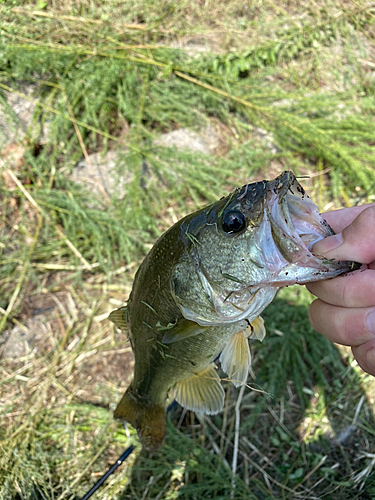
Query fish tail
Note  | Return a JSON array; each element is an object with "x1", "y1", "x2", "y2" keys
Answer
[{"x1": 114, "y1": 386, "x2": 166, "y2": 450}]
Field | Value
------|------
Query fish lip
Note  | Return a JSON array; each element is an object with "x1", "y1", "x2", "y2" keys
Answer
[{"x1": 267, "y1": 171, "x2": 303, "y2": 200}]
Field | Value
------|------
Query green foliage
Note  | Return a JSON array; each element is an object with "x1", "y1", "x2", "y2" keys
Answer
[
  {"x1": 203, "y1": 11, "x2": 366, "y2": 78},
  {"x1": 123, "y1": 423, "x2": 269, "y2": 500},
  {"x1": 259, "y1": 287, "x2": 346, "y2": 408},
  {"x1": 1, "y1": 1, "x2": 375, "y2": 499}
]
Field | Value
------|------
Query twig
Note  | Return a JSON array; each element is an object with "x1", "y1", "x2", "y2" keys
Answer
[
  {"x1": 0, "y1": 307, "x2": 28, "y2": 333},
  {"x1": 203, "y1": 415, "x2": 298, "y2": 495},
  {"x1": 195, "y1": 413, "x2": 231, "y2": 470},
  {"x1": 307, "y1": 167, "x2": 331, "y2": 178},
  {"x1": 263, "y1": 0, "x2": 301, "y2": 28},
  {"x1": 30, "y1": 262, "x2": 100, "y2": 271},
  {"x1": 231, "y1": 384, "x2": 245, "y2": 497},
  {"x1": 56, "y1": 439, "x2": 114, "y2": 500},
  {"x1": 0, "y1": 81, "x2": 147, "y2": 158},
  {"x1": 292, "y1": 455, "x2": 327, "y2": 491},
  {"x1": 352, "y1": 395, "x2": 365, "y2": 425},
  {"x1": 267, "y1": 405, "x2": 296, "y2": 440},
  {"x1": 10, "y1": 8, "x2": 148, "y2": 29},
  {"x1": 0, "y1": 82, "x2": 119, "y2": 144}
]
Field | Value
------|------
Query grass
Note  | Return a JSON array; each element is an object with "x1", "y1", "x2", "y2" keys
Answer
[{"x1": 1, "y1": 0, "x2": 375, "y2": 499}]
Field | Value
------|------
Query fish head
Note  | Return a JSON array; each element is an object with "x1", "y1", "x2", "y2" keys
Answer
[{"x1": 172, "y1": 171, "x2": 358, "y2": 326}]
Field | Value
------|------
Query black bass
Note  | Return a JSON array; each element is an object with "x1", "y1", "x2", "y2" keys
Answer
[{"x1": 110, "y1": 171, "x2": 357, "y2": 450}]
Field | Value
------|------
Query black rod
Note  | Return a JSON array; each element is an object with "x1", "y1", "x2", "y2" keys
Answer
[{"x1": 80, "y1": 445, "x2": 135, "y2": 500}]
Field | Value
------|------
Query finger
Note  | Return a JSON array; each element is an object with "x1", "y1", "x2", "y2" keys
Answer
[
  {"x1": 306, "y1": 268, "x2": 375, "y2": 308},
  {"x1": 308, "y1": 299, "x2": 375, "y2": 347},
  {"x1": 312, "y1": 206, "x2": 375, "y2": 264},
  {"x1": 352, "y1": 340, "x2": 375, "y2": 377},
  {"x1": 322, "y1": 203, "x2": 375, "y2": 233}
]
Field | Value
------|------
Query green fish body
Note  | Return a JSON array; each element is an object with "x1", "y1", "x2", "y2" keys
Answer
[{"x1": 110, "y1": 171, "x2": 358, "y2": 449}]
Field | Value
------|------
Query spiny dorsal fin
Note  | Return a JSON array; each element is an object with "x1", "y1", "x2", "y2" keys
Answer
[
  {"x1": 220, "y1": 329, "x2": 251, "y2": 388},
  {"x1": 171, "y1": 363, "x2": 224, "y2": 414},
  {"x1": 249, "y1": 316, "x2": 266, "y2": 341},
  {"x1": 162, "y1": 318, "x2": 206, "y2": 344},
  {"x1": 109, "y1": 306, "x2": 128, "y2": 331}
]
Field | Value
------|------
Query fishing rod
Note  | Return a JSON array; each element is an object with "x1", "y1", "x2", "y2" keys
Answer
[
  {"x1": 80, "y1": 401, "x2": 177, "y2": 500},
  {"x1": 80, "y1": 445, "x2": 135, "y2": 500}
]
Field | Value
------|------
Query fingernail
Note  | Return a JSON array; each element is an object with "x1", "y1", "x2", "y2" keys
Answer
[
  {"x1": 313, "y1": 232, "x2": 343, "y2": 254},
  {"x1": 366, "y1": 310, "x2": 375, "y2": 335},
  {"x1": 366, "y1": 348, "x2": 375, "y2": 371}
]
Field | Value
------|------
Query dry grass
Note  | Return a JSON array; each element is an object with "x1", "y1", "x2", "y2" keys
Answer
[{"x1": 1, "y1": 0, "x2": 375, "y2": 499}]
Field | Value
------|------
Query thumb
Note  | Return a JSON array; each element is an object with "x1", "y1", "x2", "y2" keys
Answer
[{"x1": 312, "y1": 206, "x2": 375, "y2": 264}]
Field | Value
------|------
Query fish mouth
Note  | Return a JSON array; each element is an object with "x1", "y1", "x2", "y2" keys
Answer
[
  {"x1": 267, "y1": 172, "x2": 332, "y2": 263},
  {"x1": 262, "y1": 171, "x2": 357, "y2": 283}
]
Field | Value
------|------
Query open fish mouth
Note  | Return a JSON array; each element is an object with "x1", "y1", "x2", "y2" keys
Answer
[
  {"x1": 266, "y1": 171, "x2": 336, "y2": 270},
  {"x1": 248, "y1": 170, "x2": 358, "y2": 289}
]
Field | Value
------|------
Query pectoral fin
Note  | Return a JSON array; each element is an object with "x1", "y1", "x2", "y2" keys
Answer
[
  {"x1": 220, "y1": 329, "x2": 251, "y2": 387},
  {"x1": 109, "y1": 307, "x2": 128, "y2": 331},
  {"x1": 162, "y1": 318, "x2": 206, "y2": 344},
  {"x1": 249, "y1": 316, "x2": 266, "y2": 341},
  {"x1": 171, "y1": 363, "x2": 224, "y2": 414}
]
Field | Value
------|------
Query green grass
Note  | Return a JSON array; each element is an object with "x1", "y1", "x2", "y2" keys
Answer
[{"x1": 1, "y1": 1, "x2": 375, "y2": 499}]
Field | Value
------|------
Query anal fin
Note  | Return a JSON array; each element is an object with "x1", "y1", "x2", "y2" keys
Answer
[
  {"x1": 220, "y1": 329, "x2": 251, "y2": 387},
  {"x1": 171, "y1": 363, "x2": 224, "y2": 414}
]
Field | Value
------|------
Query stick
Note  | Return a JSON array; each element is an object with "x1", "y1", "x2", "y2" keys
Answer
[{"x1": 231, "y1": 384, "x2": 245, "y2": 496}]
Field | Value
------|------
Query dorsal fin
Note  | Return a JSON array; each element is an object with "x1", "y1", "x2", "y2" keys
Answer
[
  {"x1": 109, "y1": 306, "x2": 128, "y2": 331},
  {"x1": 220, "y1": 329, "x2": 251, "y2": 387},
  {"x1": 171, "y1": 363, "x2": 224, "y2": 414}
]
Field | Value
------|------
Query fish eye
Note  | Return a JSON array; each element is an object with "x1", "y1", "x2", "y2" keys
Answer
[{"x1": 222, "y1": 211, "x2": 247, "y2": 234}]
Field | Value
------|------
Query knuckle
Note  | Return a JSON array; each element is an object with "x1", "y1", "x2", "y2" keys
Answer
[
  {"x1": 342, "y1": 207, "x2": 375, "y2": 263},
  {"x1": 355, "y1": 206, "x2": 375, "y2": 232},
  {"x1": 331, "y1": 309, "x2": 346, "y2": 343},
  {"x1": 340, "y1": 280, "x2": 351, "y2": 308},
  {"x1": 352, "y1": 341, "x2": 375, "y2": 377}
]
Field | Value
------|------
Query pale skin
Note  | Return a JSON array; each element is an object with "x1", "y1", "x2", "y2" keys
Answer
[{"x1": 306, "y1": 203, "x2": 375, "y2": 377}]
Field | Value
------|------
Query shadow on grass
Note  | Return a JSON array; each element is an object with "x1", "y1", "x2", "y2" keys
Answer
[{"x1": 117, "y1": 289, "x2": 375, "y2": 499}]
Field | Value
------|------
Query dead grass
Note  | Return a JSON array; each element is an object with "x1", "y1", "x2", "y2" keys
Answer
[{"x1": 1, "y1": 0, "x2": 375, "y2": 499}]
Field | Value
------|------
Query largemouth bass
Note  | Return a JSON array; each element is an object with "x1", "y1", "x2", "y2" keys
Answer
[{"x1": 110, "y1": 171, "x2": 357, "y2": 450}]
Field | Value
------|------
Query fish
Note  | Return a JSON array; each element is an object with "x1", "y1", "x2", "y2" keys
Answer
[{"x1": 109, "y1": 171, "x2": 358, "y2": 450}]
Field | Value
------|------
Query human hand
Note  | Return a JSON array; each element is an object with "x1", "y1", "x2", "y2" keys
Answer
[{"x1": 306, "y1": 203, "x2": 375, "y2": 376}]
